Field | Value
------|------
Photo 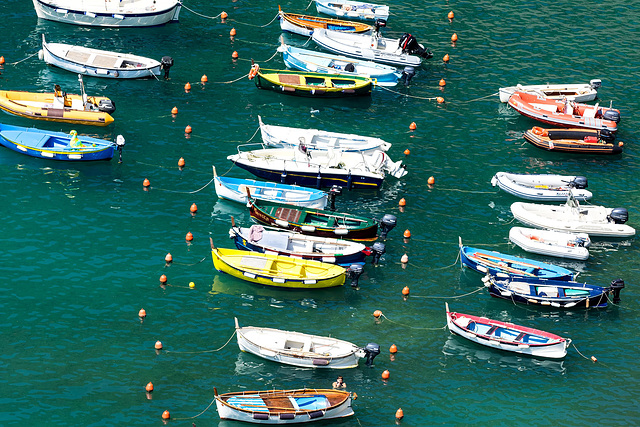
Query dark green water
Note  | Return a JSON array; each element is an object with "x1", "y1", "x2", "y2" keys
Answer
[{"x1": 1, "y1": 0, "x2": 639, "y2": 425}]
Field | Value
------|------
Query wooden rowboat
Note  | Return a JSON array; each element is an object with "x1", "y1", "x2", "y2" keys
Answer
[
  {"x1": 278, "y1": 7, "x2": 373, "y2": 37},
  {"x1": 215, "y1": 387, "x2": 354, "y2": 423},
  {"x1": 314, "y1": 0, "x2": 389, "y2": 21},
  {"x1": 445, "y1": 303, "x2": 570, "y2": 359},
  {"x1": 523, "y1": 126, "x2": 623, "y2": 154}
]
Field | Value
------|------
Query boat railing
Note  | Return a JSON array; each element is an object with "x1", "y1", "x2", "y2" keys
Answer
[{"x1": 235, "y1": 142, "x2": 269, "y2": 153}]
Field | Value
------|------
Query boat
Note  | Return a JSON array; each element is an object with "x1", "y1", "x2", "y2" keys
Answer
[
  {"x1": 227, "y1": 146, "x2": 407, "y2": 190},
  {"x1": 229, "y1": 222, "x2": 370, "y2": 266},
  {"x1": 523, "y1": 126, "x2": 623, "y2": 155},
  {"x1": 0, "y1": 76, "x2": 115, "y2": 126},
  {"x1": 490, "y1": 172, "x2": 592, "y2": 201},
  {"x1": 211, "y1": 241, "x2": 347, "y2": 289},
  {"x1": 41, "y1": 35, "x2": 171, "y2": 79},
  {"x1": 259, "y1": 115, "x2": 391, "y2": 153},
  {"x1": 510, "y1": 195, "x2": 635, "y2": 238},
  {"x1": 459, "y1": 237, "x2": 574, "y2": 280},
  {"x1": 498, "y1": 80, "x2": 601, "y2": 103},
  {"x1": 278, "y1": 44, "x2": 401, "y2": 87},
  {"x1": 32, "y1": 0, "x2": 181, "y2": 27},
  {"x1": 483, "y1": 274, "x2": 625, "y2": 309},
  {"x1": 312, "y1": 28, "x2": 432, "y2": 67},
  {"x1": 248, "y1": 198, "x2": 397, "y2": 242},
  {"x1": 314, "y1": 0, "x2": 389, "y2": 21},
  {"x1": 278, "y1": 7, "x2": 373, "y2": 37},
  {"x1": 215, "y1": 387, "x2": 354, "y2": 423},
  {"x1": 249, "y1": 64, "x2": 373, "y2": 98},
  {"x1": 509, "y1": 227, "x2": 590, "y2": 261},
  {"x1": 213, "y1": 166, "x2": 328, "y2": 209},
  {"x1": 235, "y1": 317, "x2": 380, "y2": 368},
  {"x1": 508, "y1": 91, "x2": 620, "y2": 131},
  {"x1": 0, "y1": 122, "x2": 123, "y2": 161},
  {"x1": 445, "y1": 303, "x2": 570, "y2": 359}
]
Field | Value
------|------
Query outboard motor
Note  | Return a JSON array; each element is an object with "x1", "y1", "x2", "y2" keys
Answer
[
  {"x1": 378, "y1": 214, "x2": 397, "y2": 240},
  {"x1": 574, "y1": 236, "x2": 589, "y2": 247},
  {"x1": 610, "y1": 279, "x2": 625, "y2": 304},
  {"x1": 374, "y1": 18, "x2": 387, "y2": 33},
  {"x1": 371, "y1": 242, "x2": 386, "y2": 265},
  {"x1": 346, "y1": 264, "x2": 364, "y2": 289},
  {"x1": 398, "y1": 33, "x2": 433, "y2": 59},
  {"x1": 363, "y1": 342, "x2": 380, "y2": 367},
  {"x1": 590, "y1": 79, "x2": 602, "y2": 90},
  {"x1": 607, "y1": 208, "x2": 629, "y2": 224},
  {"x1": 115, "y1": 135, "x2": 125, "y2": 163},
  {"x1": 160, "y1": 56, "x2": 174, "y2": 79},
  {"x1": 602, "y1": 109, "x2": 620, "y2": 123},
  {"x1": 97, "y1": 98, "x2": 116, "y2": 114},
  {"x1": 344, "y1": 63, "x2": 356, "y2": 72},
  {"x1": 599, "y1": 129, "x2": 616, "y2": 144},
  {"x1": 327, "y1": 185, "x2": 342, "y2": 210},
  {"x1": 567, "y1": 176, "x2": 588, "y2": 189},
  {"x1": 400, "y1": 66, "x2": 416, "y2": 86}
]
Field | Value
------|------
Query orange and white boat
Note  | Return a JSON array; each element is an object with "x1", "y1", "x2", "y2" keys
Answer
[
  {"x1": 508, "y1": 91, "x2": 620, "y2": 132},
  {"x1": 524, "y1": 127, "x2": 623, "y2": 155}
]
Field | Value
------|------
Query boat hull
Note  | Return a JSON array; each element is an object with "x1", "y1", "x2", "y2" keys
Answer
[
  {"x1": 523, "y1": 127, "x2": 623, "y2": 154},
  {"x1": 499, "y1": 82, "x2": 599, "y2": 103},
  {"x1": 491, "y1": 172, "x2": 592, "y2": 201},
  {"x1": 254, "y1": 70, "x2": 372, "y2": 98},
  {"x1": 278, "y1": 10, "x2": 372, "y2": 37},
  {"x1": 315, "y1": 0, "x2": 389, "y2": 21},
  {"x1": 509, "y1": 227, "x2": 590, "y2": 261}
]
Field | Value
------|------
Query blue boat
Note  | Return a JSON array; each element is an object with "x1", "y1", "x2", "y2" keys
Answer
[
  {"x1": 485, "y1": 275, "x2": 625, "y2": 309},
  {"x1": 0, "y1": 123, "x2": 122, "y2": 161},
  {"x1": 278, "y1": 44, "x2": 400, "y2": 87},
  {"x1": 459, "y1": 237, "x2": 574, "y2": 280}
]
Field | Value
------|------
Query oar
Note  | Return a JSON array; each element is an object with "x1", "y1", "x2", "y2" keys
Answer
[
  {"x1": 472, "y1": 252, "x2": 542, "y2": 269},
  {"x1": 467, "y1": 254, "x2": 536, "y2": 277}
]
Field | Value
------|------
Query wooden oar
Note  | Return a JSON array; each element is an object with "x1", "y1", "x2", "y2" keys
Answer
[
  {"x1": 467, "y1": 254, "x2": 536, "y2": 277},
  {"x1": 472, "y1": 252, "x2": 542, "y2": 269}
]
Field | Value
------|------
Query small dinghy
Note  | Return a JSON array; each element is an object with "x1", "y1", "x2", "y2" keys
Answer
[
  {"x1": 41, "y1": 35, "x2": 172, "y2": 79},
  {"x1": 459, "y1": 237, "x2": 574, "y2": 280},
  {"x1": 259, "y1": 115, "x2": 391, "y2": 153},
  {"x1": 213, "y1": 166, "x2": 328, "y2": 209},
  {"x1": 483, "y1": 274, "x2": 625, "y2": 309},
  {"x1": 509, "y1": 227, "x2": 590, "y2": 261},
  {"x1": 278, "y1": 44, "x2": 401, "y2": 87},
  {"x1": 498, "y1": 80, "x2": 601, "y2": 103},
  {"x1": 312, "y1": 27, "x2": 432, "y2": 68},
  {"x1": 230, "y1": 222, "x2": 370, "y2": 266},
  {"x1": 491, "y1": 172, "x2": 592, "y2": 201},
  {"x1": 445, "y1": 303, "x2": 570, "y2": 359},
  {"x1": 235, "y1": 317, "x2": 380, "y2": 368},
  {"x1": 523, "y1": 126, "x2": 623, "y2": 155},
  {"x1": 249, "y1": 64, "x2": 373, "y2": 98},
  {"x1": 215, "y1": 387, "x2": 354, "y2": 423},
  {"x1": 278, "y1": 7, "x2": 373, "y2": 37},
  {"x1": 32, "y1": 0, "x2": 181, "y2": 27},
  {"x1": 0, "y1": 123, "x2": 123, "y2": 161},
  {"x1": 508, "y1": 91, "x2": 620, "y2": 132},
  {"x1": 314, "y1": 0, "x2": 389, "y2": 21},
  {"x1": 511, "y1": 195, "x2": 635, "y2": 238}
]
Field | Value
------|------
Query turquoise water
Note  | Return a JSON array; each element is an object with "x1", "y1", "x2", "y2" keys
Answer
[{"x1": 0, "y1": 0, "x2": 639, "y2": 425}]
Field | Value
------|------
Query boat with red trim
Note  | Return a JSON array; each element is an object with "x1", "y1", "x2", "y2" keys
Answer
[{"x1": 523, "y1": 126, "x2": 623, "y2": 154}]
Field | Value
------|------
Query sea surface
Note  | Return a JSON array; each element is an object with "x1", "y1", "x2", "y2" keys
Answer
[{"x1": 0, "y1": 0, "x2": 639, "y2": 425}]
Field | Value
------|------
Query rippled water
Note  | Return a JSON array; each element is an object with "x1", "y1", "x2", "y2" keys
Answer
[{"x1": 0, "y1": 0, "x2": 639, "y2": 425}]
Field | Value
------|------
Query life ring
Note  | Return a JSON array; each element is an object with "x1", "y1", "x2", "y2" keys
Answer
[
  {"x1": 248, "y1": 64, "x2": 259, "y2": 80},
  {"x1": 531, "y1": 126, "x2": 547, "y2": 137}
]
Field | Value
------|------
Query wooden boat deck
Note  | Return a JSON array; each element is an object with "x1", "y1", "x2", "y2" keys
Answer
[{"x1": 275, "y1": 207, "x2": 303, "y2": 223}]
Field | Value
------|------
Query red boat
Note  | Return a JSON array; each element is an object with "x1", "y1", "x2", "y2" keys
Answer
[
  {"x1": 524, "y1": 126, "x2": 624, "y2": 155},
  {"x1": 508, "y1": 91, "x2": 620, "y2": 131}
]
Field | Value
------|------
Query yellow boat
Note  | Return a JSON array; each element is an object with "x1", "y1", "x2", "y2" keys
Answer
[
  {"x1": 0, "y1": 83, "x2": 115, "y2": 126},
  {"x1": 211, "y1": 240, "x2": 346, "y2": 289}
]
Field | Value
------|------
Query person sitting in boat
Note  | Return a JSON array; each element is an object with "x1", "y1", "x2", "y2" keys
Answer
[
  {"x1": 332, "y1": 376, "x2": 346, "y2": 389},
  {"x1": 69, "y1": 130, "x2": 84, "y2": 148}
]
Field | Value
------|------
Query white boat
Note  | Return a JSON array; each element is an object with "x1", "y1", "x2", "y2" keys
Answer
[
  {"x1": 491, "y1": 172, "x2": 592, "y2": 201},
  {"x1": 315, "y1": 0, "x2": 389, "y2": 21},
  {"x1": 41, "y1": 35, "x2": 167, "y2": 79},
  {"x1": 509, "y1": 227, "x2": 590, "y2": 261},
  {"x1": 511, "y1": 195, "x2": 635, "y2": 238},
  {"x1": 235, "y1": 318, "x2": 379, "y2": 368},
  {"x1": 445, "y1": 303, "x2": 570, "y2": 359},
  {"x1": 498, "y1": 80, "x2": 601, "y2": 103},
  {"x1": 32, "y1": 0, "x2": 181, "y2": 27},
  {"x1": 259, "y1": 115, "x2": 391, "y2": 153},
  {"x1": 312, "y1": 28, "x2": 432, "y2": 67},
  {"x1": 213, "y1": 166, "x2": 328, "y2": 209}
]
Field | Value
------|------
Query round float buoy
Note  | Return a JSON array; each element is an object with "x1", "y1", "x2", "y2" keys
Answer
[
  {"x1": 404, "y1": 149, "x2": 410, "y2": 156},
  {"x1": 401, "y1": 254, "x2": 409, "y2": 264},
  {"x1": 409, "y1": 122, "x2": 417, "y2": 130},
  {"x1": 437, "y1": 97, "x2": 445, "y2": 104},
  {"x1": 155, "y1": 341, "x2": 163, "y2": 350},
  {"x1": 186, "y1": 232, "x2": 193, "y2": 241},
  {"x1": 160, "y1": 274, "x2": 167, "y2": 284},
  {"x1": 184, "y1": 82, "x2": 191, "y2": 91},
  {"x1": 439, "y1": 78, "x2": 446, "y2": 87},
  {"x1": 0, "y1": 56, "x2": 4, "y2": 65},
  {"x1": 189, "y1": 281, "x2": 195, "y2": 289},
  {"x1": 403, "y1": 229, "x2": 411, "y2": 238},
  {"x1": 171, "y1": 106, "x2": 178, "y2": 115},
  {"x1": 165, "y1": 253, "x2": 173, "y2": 263},
  {"x1": 396, "y1": 408, "x2": 404, "y2": 420},
  {"x1": 143, "y1": 178, "x2": 150, "y2": 188},
  {"x1": 398, "y1": 198, "x2": 406, "y2": 207},
  {"x1": 443, "y1": 54, "x2": 450, "y2": 63},
  {"x1": 201, "y1": 74, "x2": 208, "y2": 83},
  {"x1": 146, "y1": 382, "x2": 154, "y2": 392},
  {"x1": 428, "y1": 176, "x2": 435, "y2": 185},
  {"x1": 178, "y1": 157, "x2": 186, "y2": 168},
  {"x1": 451, "y1": 33, "x2": 458, "y2": 42},
  {"x1": 390, "y1": 344, "x2": 398, "y2": 354},
  {"x1": 139, "y1": 308, "x2": 147, "y2": 319},
  {"x1": 220, "y1": 11, "x2": 228, "y2": 19},
  {"x1": 232, "y1": 51, "x2": 239, "y2": 59},
  {"x1": 373, "y1": 310, "x2": 382, "y2": 318},
  {"x1": 402, "y1": 286, "x2": 410, "y2": 296},
  {"x1": 448, "y1": 11, "x2": 454, "y2": 20},
  {"x1": 161, "y1": 410, "x2": 170, "y2": 420},
  {"x1": 381, "y1": 369, "x2": 390, "y2": 379},
  {"x1": 230, "y1": 28, "x2": 236, "y2": 36},
  {"x1": 190, "y1": 203, "x2": 197, "y2": 213},
  {"x1": 185, "y1": 125, "x2": 192, "y2": 134}
]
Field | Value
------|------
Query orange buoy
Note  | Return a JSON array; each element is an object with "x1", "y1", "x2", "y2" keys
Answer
[
  {"x1": 439, "y1": 78, "x2": 446, "y2": 87},
  {"x1": 146, "y1": 382, "x2": 154, "y2": 392},
  {"x1": 403, "y1": 149, "x2": 410, "y2": 156},
  {"x1": 186, "y1": 231, "x2": 194, "y2": 241},
  {"x1": 0, "y1": 56, "x2": 4, "y2": 65},
  {"x1": 398, "y1": 198, "x2": 406, "y2": 207},
  {"x1": 155, "y1": 341, "x2": 163, "y2": 350},
  {"x1": 381, "y1": 369, "x2": 390, "y2": 379},
  {"x1": 443, "y1": 54, "x2": 450, "y2": 63},
  {"x1": 403, "y1": 229, "x2": 411, "y2": 238},
  {"x1": 409, "y1": 122, "x2": 417, "y2": 130},
  {"x1": 201, "y1": 74, "x2": 208, "y2": 83},
  {"x1": 184, "y1": 82, "x2": 191, "y2": 91},
  {"x1": 161, "y1": 410, "x2": 170, "y2": 420},
  {"x1": 185, "y1": 125, "x2": 192, "y2": 134},
  {"x1": 402, "y1": 286, "x2": 410, "y2": 296},
  {"x1": 220, "y1": 11, "x2": 228, "y2": 19},
  {"x1": 171, "y1": 106, "x2": 178, "y2": 115},
  {"x1": 401, "y1": 254, "x2": 409, "y2": 264},
  {"x1": 178, "y1": 157, "x2": 186, "y2": 168},
  {"x1": 619, "y1": 141, "x2": 624, "y2": 147},
  {"x1": 451, "y1": 33, "x2": 458, "y2": 42},
  {"x1": 373, "y1": 310, "x2": 382, "y2": 318},
  {"x1": 230, "y1": 28, "x2": 236, "y2": 36},
  {"x1": 139, "y1": 308, "x2": 147, "y2": 319},
  {"x1": 428, "y1": 176, "x2": 435, "y2": 185},
  {"x1": 190, "y1": 203, "x2": 198, "y2": 213},
  {"x1": 232, "y1": 51, "x2": 239, "y2": 59},
  {"x1": 165, "y1": 253, "x2": 173, "y2": 263},
  {"x1": 160, "y1": 274, "x2": 167, "y2": 284},
  {"x1": 591, "y1": 356, "x2": 598, "y2": 362},
  {"x1": 396, "y1": 408, "x2": 404, "y2": 420},
  {"x1": 143, "y1": 178, "x2": 150, "y2": 187},
  {"x1": 436, "y1": 97, "x2": 445, "y2": 104},
  {"x1": 390, "y1": 344, "x2": 398, "y2": 353},
  {"x1": 448, "y1": 11, "x2": 454, "y2": 20}
]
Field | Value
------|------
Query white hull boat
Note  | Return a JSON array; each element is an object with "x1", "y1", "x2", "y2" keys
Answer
[
  {"x1": 499, "y1": 80, "x2": 601, "y2": 103},
  {"x1": 315, "y1": 0, "x2": 389, "y2": 21},
  {"x1": 509, "y1": 227, "x2": 590, "y2": 260},
  {"x1": 491, "y1": 172, "x2": 592, "y2": 201},
  {"x1": 32, "y1": 0, "x2": 181, "y2": 27},
  {"x1": 41, "y1": 35, "x2": 164, "y2": 79},
  {"x1": 312, "y1": 28, "x2": 431, "y2": 67},
  {"x1": 511, "y1": 196, "x2": 635, "y2": 238},
  {"x1": 259, "y1": 115, "x2": 391, "y2": 153}
]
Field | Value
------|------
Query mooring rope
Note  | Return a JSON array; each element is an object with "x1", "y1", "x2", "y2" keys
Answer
[
  {"x1": 459, "y1": 92, "x2": 500, "y2": 103},
  {"x1": 230, "y1": 13, "x2": 279, "y2": 28},
  {"x1": 7, "y1": 51, "x2": 40, "y2": 66},
  {"x1": 410, "y1": 285, "x2": 486, "y2": 300},
  {"x1": 377, "y1": 85, "x2": 442, "y2": 101},
  {"x1": 378, "y1": 313, "x2": 447, "y2": 331},
  {"x1": 172, "y1": 395, "x2": 217, "y2": 420},
  {"x1": 179, "y1": 3, "x2": 223, "y2": 19},
  {"x1": 152, "y1": 177, "x2": 216, "y2": 194},
  {"x1": 164, "y1": 330, "x2": 237, "y2": 354}
]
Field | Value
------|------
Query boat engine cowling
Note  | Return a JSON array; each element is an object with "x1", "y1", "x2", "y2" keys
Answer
[
  {"x1": 607, "y1": 208, "x2": 628, "y2": 224},
  {"x1": 400, "y1": 66, "x2": 416, "y2": 86},
  {"x1": 374, "y1": 19, "x2": 387, "y2": 32},
  {"x1": 567, "y1": 176, "x2": 588, "y2": 189},
  {"x1": 610, "y1": 279, "x2": 624, "y2": 303},
  {"x1": 363, "y1": 342, "x2": 380, "y2": 366},
  {"x1": 327, "y1": 185, "x2": 342, "y2": 211},
  {"x1": 398, "y1": 33, "x2": 433, "y2": 59},
  {"x1": 371, "y1": 241, "x2": 386, "y2": 265},
  {"x1": 599, "y1": 129, "x2": 616, "y2": 143},
  {"x1": 379, "y1": 214, "x2": 397, "y2": 239},
  {"x1": 160, "y1": 56, "x2": 174, "y2": 79},
  {"x1": 347, "y1": 264, "x2": 364, "y2": 289},
  {"x1": 590, "y1": 79, "x2": 602, "y2": 90},
  {"x1": 98, "y1": 98, "x2": 116, "y2": 114},
  {"x1": 602, "y1": 109, "x2": 620, "y2": 123}
]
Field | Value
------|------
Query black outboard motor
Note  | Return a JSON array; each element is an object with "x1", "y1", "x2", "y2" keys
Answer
[
  {"x1": 327, "y1": 185, "x2": 342, "y2": 210},
  {"x1": 371, "y1": 242, "x2": 386, "y2": 265},
  {"x1": 400, "y1": 66, "x2": 416, "y2": 86},
  {"x1": 610, "y1": 279, "x2": 625, "y2": 304},
  {"x1": 97, "y1": 98, "x2": 116, "y2": 114},
  {"x1": 347, "y1": 264, "x2": 364, "y2": 289},
  {"x1": 344, "y1": 63, "x2": 355, "y2": 72},
  {"x1": 607, "y1": 208, "x2": 629, "y2": 224},
  {"x1": 363, "y1": 342, "x2": 380, "y2": 367},
  {"x1": 567, "y1": 176, "x2": 588, "y2": 189},
  {"x1": 602, "y1": 109, "x2": 620, "y2": 123},
  {"x1": 398, "y1": 33, "x2": 433, "y2": 59},
  {"x1": 599, "y1": 129, "x2": 616, "y2": 144},
  {"x1": 378, "y1": 214, "x2": 397, "y2": 240},
  {"x1": 115, "y1": 135, "x2": 125, "y2": 163},
  {"x1": 160, "y1": 56, "x2": 174, "y2": 79},
  {"x1": 374, "y1": 19, "x2": 387, "y2": 33}
]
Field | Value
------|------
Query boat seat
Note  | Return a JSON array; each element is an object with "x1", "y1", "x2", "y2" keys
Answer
[
  {"x1": 259, "y1": 232, "x2": 290, "y2": 250},
  {"x1": 279, "y1": 74, "x2": 302, "y2": 85},
  {"x1": 275, "y1": 207, "x2": 302, "y2": 223},
  {"x1": 583, "y1": 106, "x2": 597, "y2": 118}
]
